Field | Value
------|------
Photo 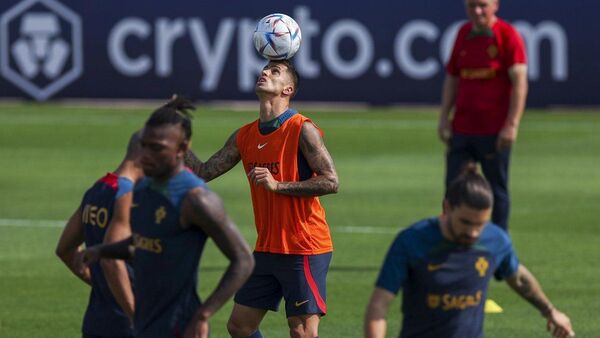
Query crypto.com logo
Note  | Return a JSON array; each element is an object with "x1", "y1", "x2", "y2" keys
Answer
[{"x1": 0, "y1": 0, "x2": 82, "y2": 100}]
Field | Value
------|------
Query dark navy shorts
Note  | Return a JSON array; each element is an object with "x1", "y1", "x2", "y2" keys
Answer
[{"x1": 234, "y1": 251, "x2": 332, "y2": 317}]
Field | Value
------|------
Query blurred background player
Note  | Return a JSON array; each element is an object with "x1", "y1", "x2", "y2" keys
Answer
[
  {"x1": 184, "y1": 60, "x2": 339, "y2": 338},
  {"x1": 438, "y1": 0, "x2": 528, "y2": 231},
  {"x1": 364, "y1": 165, "x2": 574, "y2": 338},
  {"x1": 56, "y1": 131, "x2": 144, "y2": 338},
  {"x1": 81, "y1": 97, "x2": 255, "y2": 338}
]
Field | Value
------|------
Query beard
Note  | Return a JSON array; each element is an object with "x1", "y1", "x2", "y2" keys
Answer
[{"x1": 447, "y1": 218, "x2": 478, "y2": 246}]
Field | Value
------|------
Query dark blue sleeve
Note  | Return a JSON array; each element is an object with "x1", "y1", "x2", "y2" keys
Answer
[
  {"x1": 493, "y1": 232, "x2": 519, "y2": 280},
  {"x1": 375, "y1": 232, "x2": 409, "y2": 294},
  {"x1": 116, "y1": 177, "x2": 134, "y2": 200}
]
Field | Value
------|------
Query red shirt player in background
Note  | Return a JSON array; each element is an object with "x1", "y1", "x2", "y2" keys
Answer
[
  {"x1": 184, "y1": 60, "x2": 339, "y2": 338},
  {"x1": 438, "y1": 0, "x2": 528, "y2": 231}
]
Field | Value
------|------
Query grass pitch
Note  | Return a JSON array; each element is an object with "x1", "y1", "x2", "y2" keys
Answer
[{"x1": 0, "y1": 103, "x2": 598, "y2": 337}]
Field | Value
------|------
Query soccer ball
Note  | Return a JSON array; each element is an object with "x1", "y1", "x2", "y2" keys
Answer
[{"x1": 253, "y1": 13, "x2": 302, "y2": 60}]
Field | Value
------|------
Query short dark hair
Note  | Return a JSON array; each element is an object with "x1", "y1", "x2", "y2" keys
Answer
[
  {"x1": 145, "y1": 95, "x2": 195, "y2": 140},
  {"x1": 445, "y1": 163, "x2": 493, "y2": 210},
  {"x1": 124, "y1": 130, "x2": 143, "y2": 161},
  {"x1": 273, "y1": 59, "x2": 300, "y2": 98}
]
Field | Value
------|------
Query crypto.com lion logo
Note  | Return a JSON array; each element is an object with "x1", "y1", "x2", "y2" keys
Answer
[{"x1": 0, "y1": 0, "x2": 82, "y2": 101}]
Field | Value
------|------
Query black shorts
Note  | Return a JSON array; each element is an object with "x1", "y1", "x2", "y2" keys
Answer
[{"x1": 234, "y1": 251, "x2": 332, "y2": 317}]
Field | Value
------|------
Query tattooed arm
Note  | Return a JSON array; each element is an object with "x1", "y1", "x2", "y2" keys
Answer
[
  {"x1": 506, "y1": 264, "x2": 574, "y2": 338},
  {"x1": 248, "y1": 121, "x2": 339, "y2": 197},
  {"x1": 180, "y1": 187, "x2": 254, "y2": 338},
  {"x1": 184, "y1": 130, "x2": 242, "y2": 182}
]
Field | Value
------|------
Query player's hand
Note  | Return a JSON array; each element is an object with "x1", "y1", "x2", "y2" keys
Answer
[
  {"x1": 73, "y1": 248, "x2": 91, "y2": 283},
  {"x1": 183, "y1": 315, "x2": 209, "y2": 338},
  {"x1": 78, "y1": 246, "x2": 101, "y2": 274},
  {"x1": 248, "y1": 167, "x2": 278, "y2": 192},
  {"x1": 546, "y1": 308, "x2": 575, "y2": 338},
  {"x1": 496, "y1": 124, "x2": 518, "y2": 151},
  {"x1": 438, "y1": 116, "x2": 452, "y2": 145}
]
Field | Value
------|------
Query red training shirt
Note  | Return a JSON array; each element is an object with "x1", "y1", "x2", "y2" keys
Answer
[{"x1": 446, "y1": 19, "x2": 527, "y2": 135}]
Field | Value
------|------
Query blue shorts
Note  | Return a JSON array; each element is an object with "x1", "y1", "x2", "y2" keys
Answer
[{"x1": 234, "y1": 252, "x2": 332, "y2": 317}]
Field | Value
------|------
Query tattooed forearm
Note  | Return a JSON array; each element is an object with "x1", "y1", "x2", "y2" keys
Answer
[
  {"x1": 202, "y1": 147, "x2": 241, "y2": 182},
  {"x1": 184, "y1": 150, "x2": 205, "y2": 176},
  {"x1": 506, "y1": 264, "x2": 554, "y2": 316},
  {"x1": 183, "y1": 131, "x2": 241, "y2": 182},
  {"x1": 276, "y1": 176, "x2": 338, "y2": 196},
  {"x1": 273, "y1": 122, "x2": 339, "y2": 197}
]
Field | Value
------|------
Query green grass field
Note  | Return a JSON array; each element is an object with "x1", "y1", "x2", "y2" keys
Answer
[{"x1": 0, "y1": 103, "x2": 599, "y2": 337}]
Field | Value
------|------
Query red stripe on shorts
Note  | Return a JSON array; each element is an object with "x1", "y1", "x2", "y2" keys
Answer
[{"x1": 303, "y1": 255, "x2": 327, "y2": 313}]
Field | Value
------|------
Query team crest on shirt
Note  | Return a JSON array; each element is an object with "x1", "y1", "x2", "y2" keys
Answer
[
  {"x1": 155, "y1": 206, "x2": 167, "y2": 224},
  {"x1": 475, "y1": 256, "x2": 489, "y2": 277},
  {"x1": 487, "y1": 45, "x2": 498, "y2": 58},
  {"x1": 427, "y1": 294, "x2": 441, "y2": 309}
]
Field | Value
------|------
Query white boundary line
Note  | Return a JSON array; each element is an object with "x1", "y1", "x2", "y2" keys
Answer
[
  {"x1": 0, "y1": 218, "x2": 65, "y2": 228},
  {"x1": 0, "y1": 218, "x2": 399, "y2": 234}
]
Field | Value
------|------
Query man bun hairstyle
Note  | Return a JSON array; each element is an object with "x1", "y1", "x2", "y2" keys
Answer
[
  {"x1": 445, "y1": 162, "x2": 494, "y2": 210},
  {"x1": 145, "y1": 95, "x2": 195, "y2": 140}
]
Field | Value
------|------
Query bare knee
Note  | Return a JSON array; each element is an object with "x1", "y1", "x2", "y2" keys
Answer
[
  {"x1": 289, "y1": 327, "x2": 318, "y2": 338},
  {"x1": 289, "y1": 326, "x2": 318, "y2": 338},
  {"x1": 227, "y1": 319, "x2": 258, "y2": 338},
  {"x1": 227, "y1": 304, "x2": 266, "y2": 338},
  {"x1": 288, "y1": 315, "x2": 319, "y2": 338},
  {"x1": 289, "y1": 326, "x2": 302, "y2": 338}
]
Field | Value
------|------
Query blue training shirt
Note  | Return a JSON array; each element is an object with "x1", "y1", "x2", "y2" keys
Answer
[
  {"x1": 376, "y1": 217, "x2": 519, "y2": 338},
  {"x1": 81, "y1": 173, "x2": 135, "y2": 337},
  {"x1": 131, "y1": 169, "x2": 208, "y2": 338}
]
